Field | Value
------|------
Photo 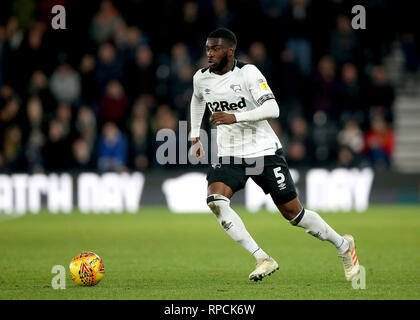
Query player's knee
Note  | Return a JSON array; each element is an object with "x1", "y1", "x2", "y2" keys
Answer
[
  {"x1": 206, "y1": 194, "x2": 229, "y2": 217},
  {"x1": 280, "y1": 208, "x2": 299, "y2": 221},
  {"x1": 277, "y1": 206, "x2": 301, "y2": 221},
  {"x1": 276, "y1": 196, "x2": 302, "y2": 221}
]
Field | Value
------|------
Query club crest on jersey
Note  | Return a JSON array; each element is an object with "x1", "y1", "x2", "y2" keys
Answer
[
  {"x1": 206, "y1": 97, "x2": 247, "y2": 112},
  {"x1": 204, "y1": 88, "x2": 211, "y2": 94},
  {"x1": 230, "y1": 84, "x2": 242, "y2": 93}
]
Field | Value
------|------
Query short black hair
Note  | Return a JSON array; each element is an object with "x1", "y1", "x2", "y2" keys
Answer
[{"x1": 207, "y1": 28, "x2": 237, "y2": 48}]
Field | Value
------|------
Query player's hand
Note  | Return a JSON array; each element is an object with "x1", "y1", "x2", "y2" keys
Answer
[
  {"x1": 210, "y1": 112, "x2": 237, "y2": 126},
  {"x1": 189, "y1": 138, "x2": 205, "y2": 159}
]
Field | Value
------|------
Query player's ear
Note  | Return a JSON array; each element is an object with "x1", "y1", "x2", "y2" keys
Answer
[{"x1": 228, "y1": 47, "x2": 235, "y2": 57}]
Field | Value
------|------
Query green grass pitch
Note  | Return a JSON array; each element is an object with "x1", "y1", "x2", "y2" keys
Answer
[{"x1": 0, "y1": 205, "x2": 419, "y2": 300}]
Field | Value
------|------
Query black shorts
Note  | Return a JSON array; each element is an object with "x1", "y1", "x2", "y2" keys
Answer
[{"x1": 207, "y1": 149, "x2": 297, "y2": 205}]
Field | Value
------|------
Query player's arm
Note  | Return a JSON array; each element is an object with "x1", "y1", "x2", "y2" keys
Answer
[
  {"x1": 189, "y1": 76, "x2": 205, "y2": 159},
  {"x1": 210, "y1": 99, "x2": 279, "y2": 125}
]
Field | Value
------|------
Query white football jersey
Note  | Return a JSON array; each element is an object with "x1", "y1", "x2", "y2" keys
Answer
[{"x1": 192, "y1": 60, "x2": 282, "y2": 158}]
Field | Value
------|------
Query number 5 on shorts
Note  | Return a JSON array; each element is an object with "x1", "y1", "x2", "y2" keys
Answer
[{"x1": 273, "y1": 167, "x2": 286, "y2": 188}]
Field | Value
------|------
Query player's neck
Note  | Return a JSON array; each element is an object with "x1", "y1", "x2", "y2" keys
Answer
[{"x1": 213, "y1": 59, "x2": 235, "y2": 75}]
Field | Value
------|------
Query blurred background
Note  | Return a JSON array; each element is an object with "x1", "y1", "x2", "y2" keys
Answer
[
  {"x1": 2, "y1": 1, "x2": 420, "y2": 301},
  {"x1": 0, "y1": 0, "x2": 419, "y2": 175}
]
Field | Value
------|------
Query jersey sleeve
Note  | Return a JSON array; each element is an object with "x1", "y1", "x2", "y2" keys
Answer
[
  {"x1": 244, "y1": 65, "x2": 276, "y2": 106},
  {"x1": 189, "y1": 74, "x2": 206, "y2": 138},
  {"x1": 192, "y1": 73, "x2": 204, "y2": 102},
  {"x1": 234, "y1": 97, "x2": 279, "y2": 122}
]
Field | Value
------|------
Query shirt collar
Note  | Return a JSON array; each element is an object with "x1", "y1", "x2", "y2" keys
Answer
[{"x1": 231, "y1": 59, "x2": 237, "y2": 71}]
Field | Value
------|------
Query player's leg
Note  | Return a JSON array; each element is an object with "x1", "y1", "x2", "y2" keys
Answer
[
  {"x1": 256, "y1": 149, "x2": 360, "y2": 281},
  {"x1": 206, "y1": 163, "x2": 278, "y2": 281},
  {"x1": 276, "y1": 197, "x2": 359, "y2": 281},
  {"x1": 207, "y1": 181, "x2": 270, "y2": 262},
  {"x1": 276, "y1": 197, "x2": 349, "y2": 254}
]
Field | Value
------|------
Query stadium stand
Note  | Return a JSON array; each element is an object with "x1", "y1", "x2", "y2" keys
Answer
[{"x1": 0, "y1": 0, "x2": 418, "y2": 173}]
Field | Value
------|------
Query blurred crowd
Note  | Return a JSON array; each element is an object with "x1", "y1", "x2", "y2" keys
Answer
[{"x1": 0, "y1": 0, "x2": 418, "y2": 173}]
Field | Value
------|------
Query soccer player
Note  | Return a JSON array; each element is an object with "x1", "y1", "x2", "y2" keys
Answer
[{"x1": 189, "y1": 28, "x2": 360, "y2": 282}]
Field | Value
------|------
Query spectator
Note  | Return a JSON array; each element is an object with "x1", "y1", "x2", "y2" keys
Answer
[
  {"x1": 97, "y1": 122, "x2": 127, "y2": 172},
  {"x1": 248, "y1": 41, "x2": 273, "y2": 81},
  {"x1": 113, "y1": 19, "x2": 129, "y2": 49},
  {"x1": 400, "y1": 33, "x2": 420, "y2": 73},
  {"x1": 329, "y1": 15, "x2": 360, "y2": 68},
  {"x1": 95, "y1": 42, "x2": 124, "y2": 93},
  {"x1": 120, "y1": 26, "x2": 148, "y2": 63},
  {"x1": 131, "y1": 98, "x2": 150, "y2": 121},
  {"x1": 268, "y1": 119, "x2": 283, "y2": 138},
  {"x1": 337, "y1": 120, "x2": 364, "y2": 156},
  {"x1": 169, "y1": 63, "x2": 193, "y2": 120},
  {"x1": 72, "y1": 138, "x2": 95, "y2": 171},
  {"x1": 258, "y1": 0, "x2": 288, "y2": 44},
  {"x1": 0, "y1": 95, "x2": 20, "y2": 127},
  {"x1": 123, "y1": 44, "x2": 156, "y2": 99},
  {"x1": 364, "y1": 116, "x2": 394, "y2": 169},
  {"x1": 175, "y1": 1, "x2": 209, "y2": 60},
  {"x1": 28, "y1": 70, "x2": 55, "y2": 114},
  {"x1": 1, "y1": 125, "x2": 26, "y2": 171},
  {"x1": 0, "y1": 91, "x2": 22, "y2": 146},
  {"x1": 42, "y1": 119, "x2": 72, "y2": 171},
  {"x1": 129, "y1": 118, "x2": 150, "y2": 171},
  {"x1": 151, "y1": 104, "x2": 179, "y2": 168},
  {"x1": 55, "y1": 102, "x2": 73, "y2": 140},
  {"x1": 0, "y1": 84, "x2": 15, "y2": 102},
  {"x1": 49, "y1": 62, "x2": 81, "y2": 104},
  {"x1": 23, "y1": 95, "x2": 45, "y2": 137},
  {"x1": 75, "y1": 106, "x2": 97, "y2": 150},
  {"x1": 79, "y1": 54, "x2": 99, "y2": 105},
  {"x1": 284, "y1": 0, "x2": 314, "y2": 76},
  {"x1": 90, "y1": 0, "x2": 124, "y2": 45},
  {"x1": 153, "y1": 104, "x2": 178, "y2": 132},
  {"x1": 273, "y1": 49, "x2": 303, "y2": 107},
  {"x1": 286, "y1": 117, "x2": 314, "y2": 167},
  {"x1": 336, "y1": 146, "x2": 359, "y2": 168},
  {"x1": 364, "y1": 65, "x2": 395, "y2": 123},
  {"x1": 334, "y1": 63, "x2": 364, "y2": 124},
  {"x1": 25, "y1": 127, "x2": 45, "y2": 173},
  {"x1": 309, "y1": 56, "x2": 338, "y2": 120},
  {"x1": 2, "y1": 19, "x2": 48, "y2": 95},
  {"x1": 211, "y1": 0, "x2": 234, "y2": 29},
  {"x1": 3, "y1": 17, "x2": 24, "y2": 59},
  {"x1": 311, "y1": 110, "x2": 339, "y2": 165},
  {"x1": 21, "y1": 22, "x2": 49, "y2": 75},
  {"x1": 0, "y1": 25, "x2": 5, "y2": 87},
  {"x1": 98, "y1": 80, "x2": 129, "y2": 128},
  {"x1": 287, "y1": 140, "x2": 308, "y2": 166},
  {"x1": 170, "y1": 43, "x2": 192, "y2": 76}
]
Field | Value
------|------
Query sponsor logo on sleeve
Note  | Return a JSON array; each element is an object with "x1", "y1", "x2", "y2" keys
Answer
[{"x1": 258, "y1": 79, "x2": 269, "y2": 90}]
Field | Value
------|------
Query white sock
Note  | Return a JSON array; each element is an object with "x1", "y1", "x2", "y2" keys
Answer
[
  {"x1": 207, "y1": 194, "x2": 269, "y2": 261},
  {"x1": 290, "y1": 208, "x2": 349, "y2": 254}
]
